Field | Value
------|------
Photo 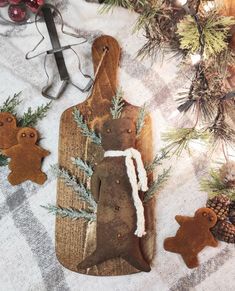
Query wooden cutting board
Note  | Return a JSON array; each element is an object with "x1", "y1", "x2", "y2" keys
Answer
[{"x1": 56, "y1": 35, "x2": 156, "y2": 276}]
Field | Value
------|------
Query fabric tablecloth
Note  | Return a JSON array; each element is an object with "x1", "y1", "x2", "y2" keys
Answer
[{"x1": 0, "y1": 0, "x2": 234, "y2": 290}]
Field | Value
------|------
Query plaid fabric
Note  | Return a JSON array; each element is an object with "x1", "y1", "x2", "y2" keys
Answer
[{"x1": 0, "y1": 1, "x2": 234, "y2": 290}]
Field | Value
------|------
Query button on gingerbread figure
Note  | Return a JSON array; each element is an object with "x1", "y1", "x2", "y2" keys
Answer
[{"x1": 3, "y1": 127, "x2": 50, "y2": 185}]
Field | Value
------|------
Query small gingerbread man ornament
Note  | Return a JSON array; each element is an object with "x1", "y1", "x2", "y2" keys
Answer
[
  {"x1": 0, "y1": 112, "x2": 19, "y2": 149},
  {"x1": 164, "y1": 207, "x2": 218, "y2": 269},
  {"x1": 3, "y1": 127, "x2": 50, "y2": 185}
]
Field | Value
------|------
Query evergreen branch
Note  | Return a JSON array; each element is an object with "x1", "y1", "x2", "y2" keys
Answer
[
  {"x1": 41, "y1": 204, "x2": 96, "y2": 222},
  {"x1": 200, "y1": 170, "x2": 235, "y2": 200},
  {"x1": 162, "y1": 128, "x2": 209, "y2": 156},
  {"x1": 100, "y1": 0, "x2": 136, "y2": 13},
  {"x1": 144, "y1": 167, "x2": 171, "y2": 203},
  {"x1": 18, "y1": 102, "x2": 52, "y2": 127},
  {"x1": 0, "y1": 92, "x2": 22, "y2": 114},
  {"x1": 51, "y1": 165, "x2": 97, "y2": 210},
  {"x1": 110, "y1": 88, "x2": 125, "y2": 119},
  {"x1": 136, "y1": 103, "x2": 147, "y2": 135},
  {"x1": 71, "y1": 157, "x2": 93, "y2": 177},
  {"x1": 73, "y1": 108, "x2": 102, "y2": 145},
  {"x1": 145, "y1": 149, "x2": 170, "y2": 173},
  {"x1": 0, "y1": 154, "x2": 8, "y2": 167}
]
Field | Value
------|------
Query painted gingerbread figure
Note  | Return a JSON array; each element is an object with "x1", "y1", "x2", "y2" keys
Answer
[
  {"x1": 164, "y1": 207, "x2": 218, "y2": 268},
  {"x1": 77, "y1": 117, "x2": 151, "y2": 272},
  {"x1": 3, "y1": 127, "x2": 50, "y2": 185},
  {"x1": 0, "y1": 112, "x2": 19, "y2": 149}
]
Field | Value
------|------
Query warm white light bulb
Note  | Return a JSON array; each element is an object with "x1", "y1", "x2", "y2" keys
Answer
[
  {"x1": 190, "y1": 54, "x2": 201, "y2": 65},
  {"x1": 203, "y1": 1, "x2": 215, "y2": 12},
  {"x1": 178, "y1": 0, "x2": 188, "y2": 5}
]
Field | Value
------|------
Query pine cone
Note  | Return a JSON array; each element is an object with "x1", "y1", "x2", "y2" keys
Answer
[
  {"x1": 219, "y1": 161, "x2": 235, "y2": 187},
  {"x1": 212, "y1": 220, "x2": 235, "y2": 244},
  {"x1": 206, "y1": 194, "x2": 231, "y2": 220},
  {"x1": 229, "y1": 201, "x2": 235, "y2": 225}
]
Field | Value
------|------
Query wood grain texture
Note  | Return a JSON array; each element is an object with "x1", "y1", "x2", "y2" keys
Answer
[{"x1": 56, "y1": 35, "x2": 156, "y2": 276}]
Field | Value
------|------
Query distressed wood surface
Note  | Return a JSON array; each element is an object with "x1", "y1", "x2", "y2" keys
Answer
[{"x1": 56, "y1": 35, "x2": 156, "y2": 276}]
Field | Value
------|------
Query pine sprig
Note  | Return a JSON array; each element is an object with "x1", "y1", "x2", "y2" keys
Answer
[
  {"x1": 201, "y1": 170, "x2": 235, "y2": 200},
  {"x1": 71, "y1": 157, "x2": 93, "y2": 177},
  {"x1": 100, "y1": 0, "x2": 136, "y2": 13},
  {"x1": 0, "y1": 92, "x2": 22, "y2": 114},
  {"x1": 51, "y1": 165, "x2": 97, "y2": 209},
  {"x1": 0, "y1": 154, "x2": 8, "y2": 167},
  {"x1": 162, "y1": 128, "x2": 209, "y2": 156},
  {"x1": 136, "y1": 103, "x2": 147, "y2": 135},
  {"x1": 110, "y1": 88, "x2": 125, "y2": 119},
  {"x1": 145, "y1": 149, "x2": 170, "y2": 173},
  {"x1": 177, "y1": 14, "x2": 235, "y2": 58},
  {"x1": 18, "y1": 102, "x2": 52, "y2": 127},
  {"x1": 73, "y1": 108, "x2": 102, "y2": 145},
  {"x1": 41, "y1": 204, "x2": 96, "y2": 222},
  {"x1": 144, "y1": 167, "x2": 171, "y2": 202}
]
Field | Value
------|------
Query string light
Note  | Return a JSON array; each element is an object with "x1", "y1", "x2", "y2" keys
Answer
[
  {"x1": 190, "y1": 53, "x2": 201, "y2": 65},
  {"x1": 203, "y1": 1, "x2": 215, "y2": 12}
]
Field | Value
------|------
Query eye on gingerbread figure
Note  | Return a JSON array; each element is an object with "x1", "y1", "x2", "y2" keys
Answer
[
  {"x1": 3, "y1": 127, "x2": 50, "y2": 186},
  {"x1": 77, "y1": 117, "x2": 151, "y2": 272}
]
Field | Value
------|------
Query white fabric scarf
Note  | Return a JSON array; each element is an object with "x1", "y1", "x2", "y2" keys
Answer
[{"x1": 104, "y1": 147, "x2": 148, "y2": 237}]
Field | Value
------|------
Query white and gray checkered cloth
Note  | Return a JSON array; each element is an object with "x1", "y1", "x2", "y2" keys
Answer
[{"x1": 0, "y1": 1, "x2": 234, "y2": 290}]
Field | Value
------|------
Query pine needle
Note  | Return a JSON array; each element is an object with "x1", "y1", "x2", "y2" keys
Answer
[
  {"x1": 100, "y1": 0, "x2": 135, "y2": 13},
  {"x1": 144, "y1": 167, "x2": 171, "y2": 203},
  {"x1": 162, "y1": 128, "x2": 209, "y2": 156},
  {"x1": 110, "y1": 88, "x2": 125, "y2": 119},
  {"x1": 0, "y1": 92, "x2": 22, "y2": 115},
  {"x1": 145, "y1": 149, "x2": 170, "y2": 173},
  {"x1": 41, "y1": 204, "x2": 96, "y2": 222},
  {"x1": 18, "y1": 102, "x2": 52, "y2": 127},
  {"x1": 71, "y1": 157, "x2": 93, "y2": 177},
  {"x1": 136, "y1": 103, "x2": 147, "y2": 135},
  {"x1": 73, "y1": 108, "x2": 102, "y2": 145},
  {"x1": 0, "y1": 154, "x2": 8, "y2": 167},
  {"x1": 200, "y1": 170, "x2": 235, "y2": 200},
  {"x1": 177, "y1": 14, "x2": 235, "y2": 57},
  {"x1": 51, "y1": 165, "x2": 97, "y2": 210}
]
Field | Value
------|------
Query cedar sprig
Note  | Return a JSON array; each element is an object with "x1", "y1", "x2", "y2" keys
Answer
[
  {"x1": 162, "y1": 127, "x2": 209, "y2": 156},
  {"x1": 41, "y1": 204, "x2": 96, "y2": 222},
  {"x1": 51, "y1": 165, "x2": 97, "y2": 209},
  {"x1": 18, "y1": 102, "x2": 52, "y2": 127},
  {"x1": 136, "y1": 103, "x2": 147, "y2": 135},
  {"x1": 71, "y1": 157, "x2": 93, "y2": 177},
  {"x1": 145, "y1": 149, "x2": 170, "y2": 173},
  {"x1": 144, "y1": 167, "x2": 171, "y2": 202},
  {"x1": 110, "y1": 88, "x2": 125, "y2": 119},
  {"x1": 0, "y1": 92, "x2": 22, "y2": 115},
  {"x1": 73, "y1": 108, "x2": 102, "y2": 145},
  {"x1": 200, "y1": 170, "x2": 235, "y2": 200}
]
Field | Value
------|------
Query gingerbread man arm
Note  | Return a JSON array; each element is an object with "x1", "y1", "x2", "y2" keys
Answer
[
  {"x1": 207, "y1": 232, "x2": 219, "y2": 247},
  {"x1": 35, "y1": 145, "x2": 50, "y2": 157},
  {"x1": 2, "y1": 146, "x2": 17, "y2": 158},
  {"x1": 175, "y1": 215, "x2": 191, "y2": 225},
  {"x1": 91, "y1": 168, "x2": 101, "y2": 203}
]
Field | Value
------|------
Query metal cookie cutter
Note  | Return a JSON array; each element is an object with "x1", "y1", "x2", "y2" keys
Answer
[{"x1": 26, "y1": 4, "x2": 93, "y2": 100}]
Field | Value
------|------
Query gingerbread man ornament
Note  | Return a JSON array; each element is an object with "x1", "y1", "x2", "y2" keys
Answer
[
  {"x1": 164, "y1": 207, "x2": 218, "y2": 268},
  {"x1": 0, "y1": 112, "x2": 19, "y2": 149},
  {"x1": 3, "y1": 127, "x2": 50, "y2": 185}
]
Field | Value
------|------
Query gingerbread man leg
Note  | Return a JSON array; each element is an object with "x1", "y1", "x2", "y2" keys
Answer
[
  {"x1": 8, "y1": 172, "x2": 27, "y2": 186},
  {"x1": 122, "y1": 247, "x2": 151, "y2": 272},
  {"x1": 77, "y1": 248, "x2": 111, "y2": 269},
  {"x1": 181, "y1": 253, "x2": 199, "y2": 269},
  {"x1": 164, "y1": 237, "x2": 179, "y2": 253},
  {"x1": 30, "y1": 171, "x2": 47, "y2": 185}
]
